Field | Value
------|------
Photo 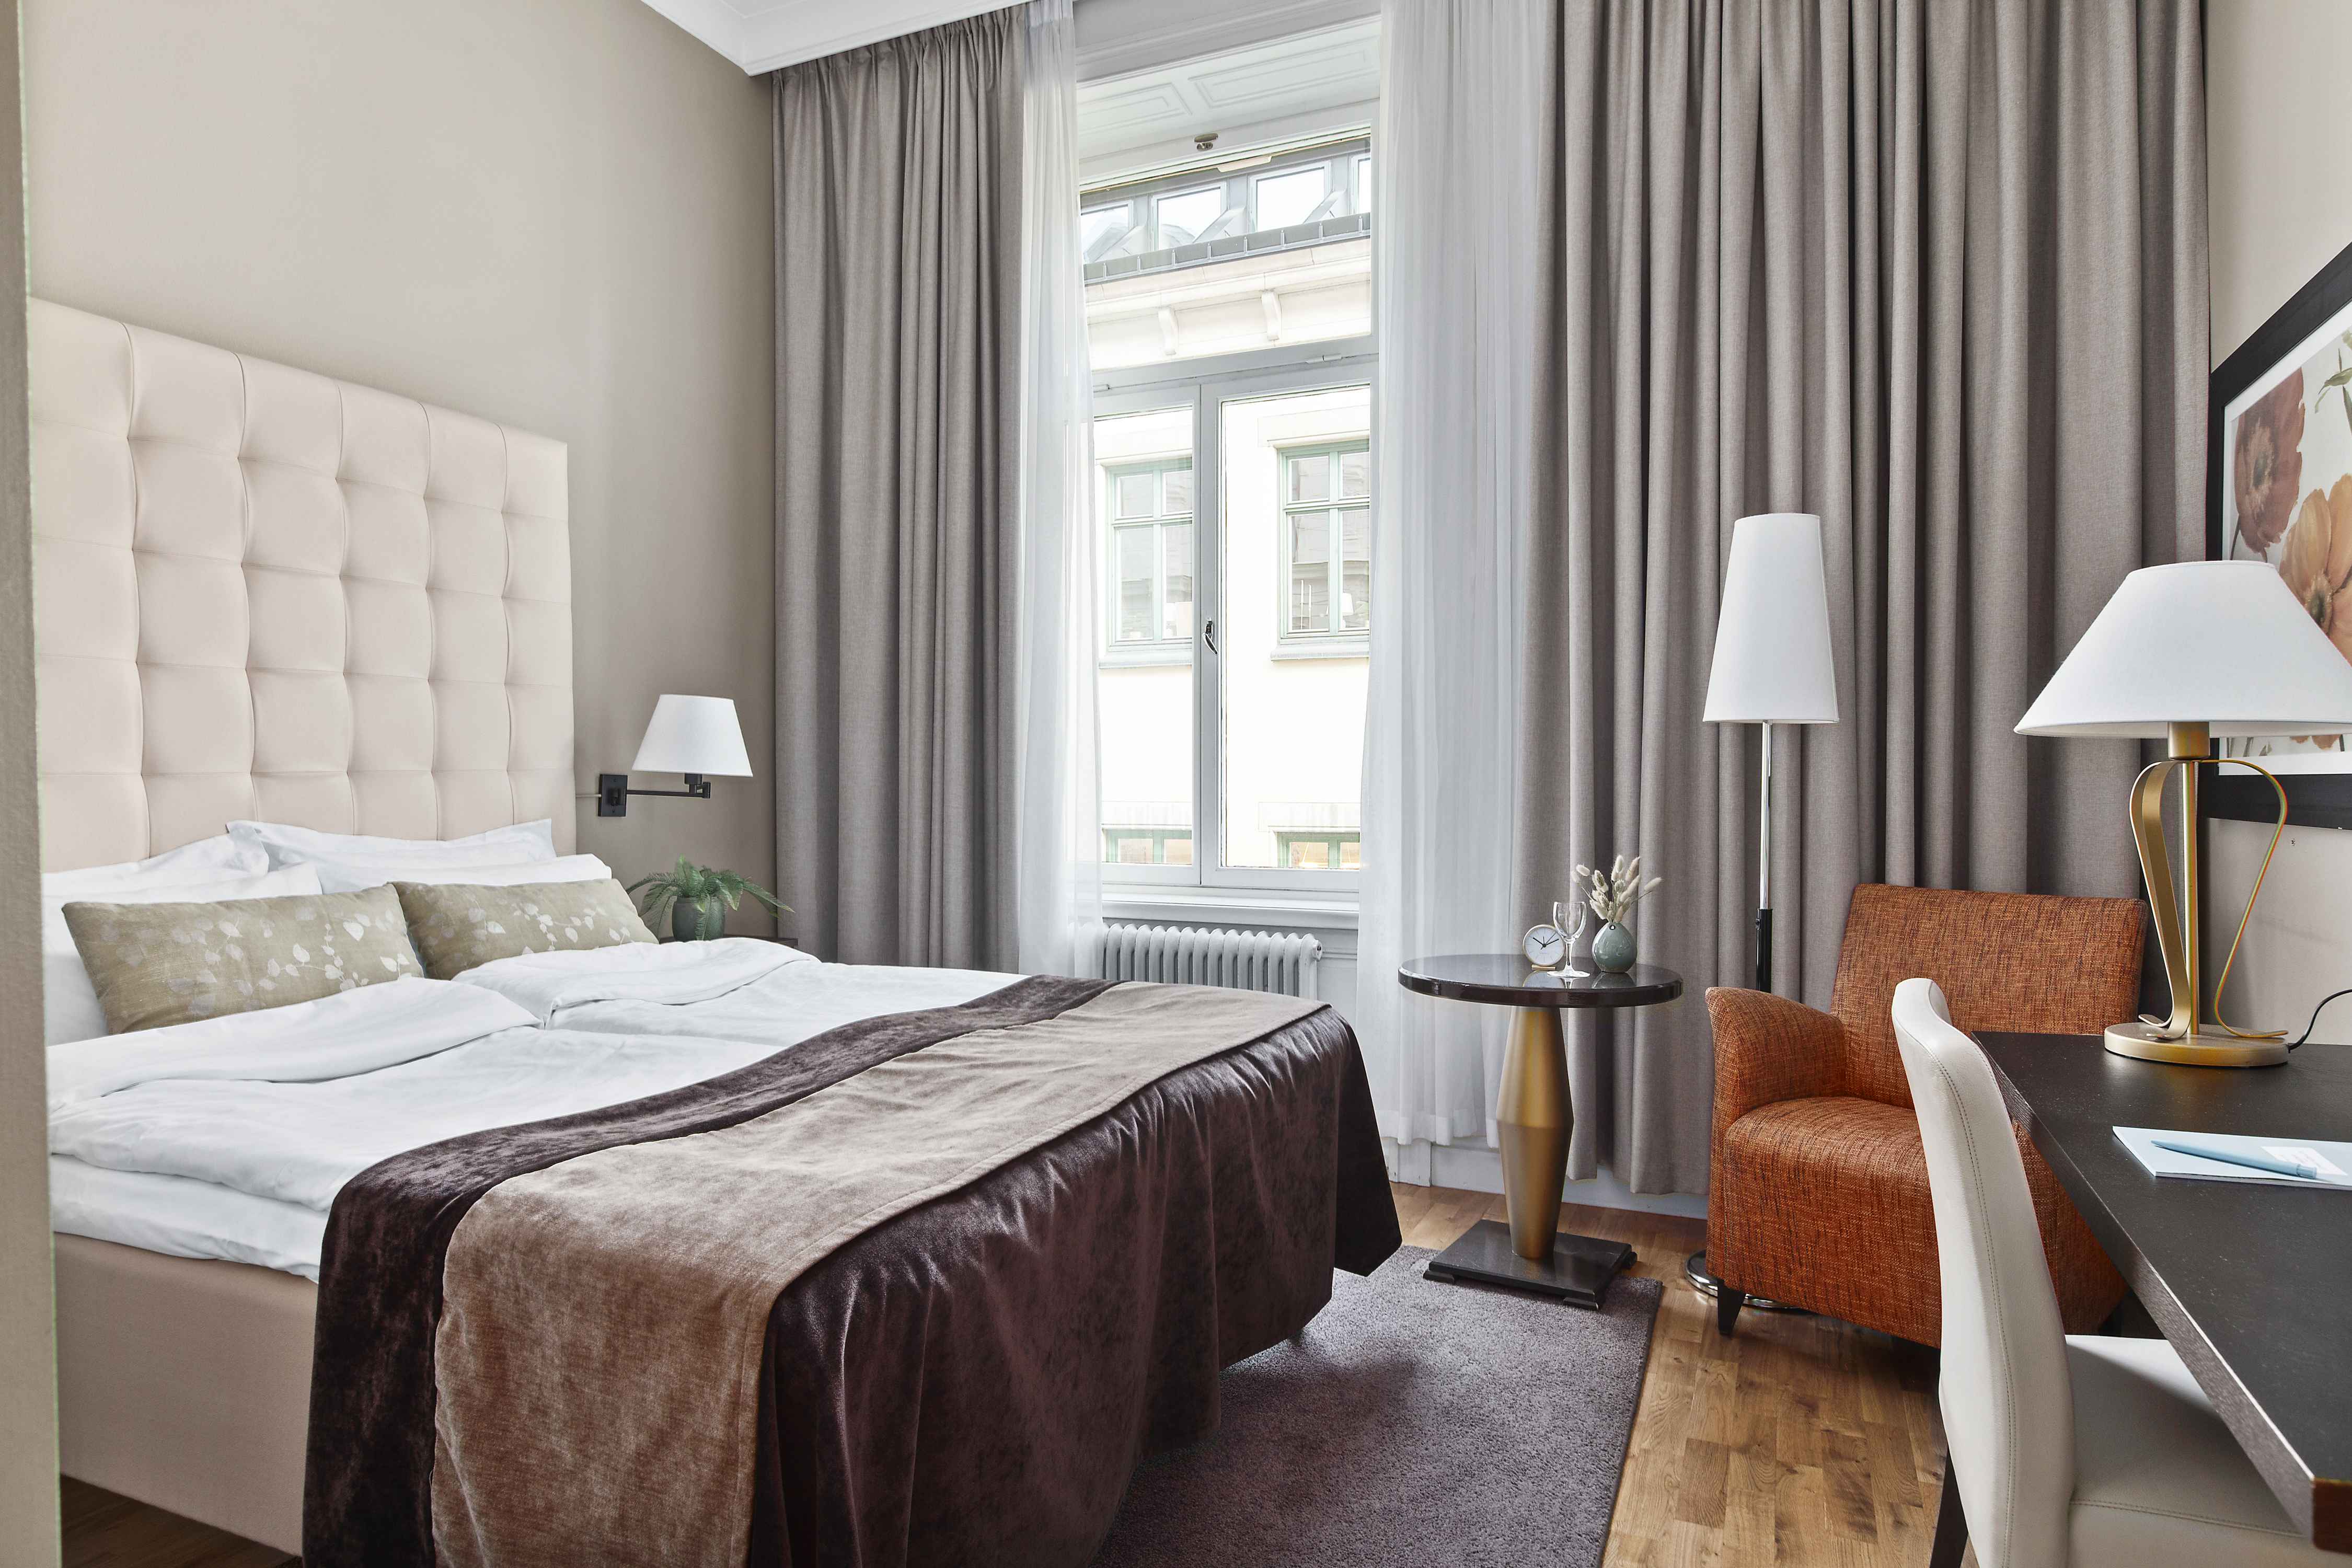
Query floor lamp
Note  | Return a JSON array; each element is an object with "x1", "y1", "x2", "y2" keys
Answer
[{"x1": 1687, "y1": 512, "x2": 1838, "y2": 1304}]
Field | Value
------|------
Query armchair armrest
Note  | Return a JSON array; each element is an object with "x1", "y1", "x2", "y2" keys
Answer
[{"x1": 1705, "y1": 987, "x2": 1851, "y2": 1143}]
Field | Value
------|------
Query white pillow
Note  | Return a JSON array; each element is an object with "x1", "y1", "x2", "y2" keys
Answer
[
  {"x1": 43, "y1": 863, "x2": 326, "y2": 1045},
  {"x1": 41, "y1": 833, "x2": 268, "y2": 896},
  {"x1": 310, "y1": 853, "x2": 614, "y2": 896},
  {"x1": 228, "y1": 818, "x2": 557, "y2": 872}
]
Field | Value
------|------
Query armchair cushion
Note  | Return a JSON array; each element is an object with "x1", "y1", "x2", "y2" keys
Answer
[{"x1": 1712, "y1": 1094, "x2": 2126, "y2": 1340}]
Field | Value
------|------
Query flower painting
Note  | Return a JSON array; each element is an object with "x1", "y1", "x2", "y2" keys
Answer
[{"x1": 2221, "y1": 298, "x2": 2352, "y2": 764}]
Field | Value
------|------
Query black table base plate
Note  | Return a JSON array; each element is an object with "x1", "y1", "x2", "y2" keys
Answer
[{"x1": 1422, "y1": 1218, "x2": 1636, "y2": 1309}]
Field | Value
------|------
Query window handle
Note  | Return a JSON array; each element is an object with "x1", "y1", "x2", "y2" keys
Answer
[{"x1": 1203, "y1": 618, "x2": 1218, "y2": 654}]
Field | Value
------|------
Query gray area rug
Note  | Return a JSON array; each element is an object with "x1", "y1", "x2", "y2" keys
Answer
[{"x1": 1092, "y1": 1246, "x2": 1663, "y2": 1568}]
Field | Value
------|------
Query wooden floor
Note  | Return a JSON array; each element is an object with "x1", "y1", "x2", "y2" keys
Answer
[{"x1": 63, "y1": 1183, "x2": 1955, "y2": 1568}]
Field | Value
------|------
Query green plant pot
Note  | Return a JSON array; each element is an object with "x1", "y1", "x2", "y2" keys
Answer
[
  {"x1": 1592, "y1": 920, "x2": 1636, "y2": 973},
  {"x1": 672, "y1": 896, "x2": 727, "y2": 941}
]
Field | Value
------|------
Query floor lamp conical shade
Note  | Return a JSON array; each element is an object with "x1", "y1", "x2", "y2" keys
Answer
[{"x1": 2017, "y1": 561, "x2": 2352, "y2": 1066}]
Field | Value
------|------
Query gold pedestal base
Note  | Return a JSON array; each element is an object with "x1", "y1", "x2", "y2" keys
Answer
[
  {"x1": 1496, "y1": 1007, "x2": 1570, "y2": 1260},
  {"x1": 2103, "y1": 1021, "x2": 2288, "y2": 1069}
]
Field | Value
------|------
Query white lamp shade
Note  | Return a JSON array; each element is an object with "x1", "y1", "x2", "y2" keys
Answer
[
  {"x1": 2016, "y1": 561, "x2": 2352, "y2": 738},
  {"x1": 630, "y1": 695, "x2": 753, "y2": 776},
  {"x1": 1703, "y1": 513, "x2": 1839, "y2": 723}
]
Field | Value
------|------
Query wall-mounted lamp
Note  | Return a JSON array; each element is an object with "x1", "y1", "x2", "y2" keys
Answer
[{"x1": 597, "y1": 695, "x2": 752, "y2": 817}]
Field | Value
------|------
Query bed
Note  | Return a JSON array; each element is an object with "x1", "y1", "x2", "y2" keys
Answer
[{"x1": 33, "y1": 300, "x2": 1398, "y2": 1563}]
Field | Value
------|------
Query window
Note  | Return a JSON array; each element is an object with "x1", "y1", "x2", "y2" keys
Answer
[
  {"x1": 1087, "y1": 134, "x2": 1374, "y2": 893},
  {"x1": 1093, "y1": 376, "x2": 1372, "y2": 889},
  {"x1": 1081, "y1": 139, "x2": 1372, "y2": 370},
  {"x1": 1278, "y1": 443, "x2": 1371, "y2": 642},
  {"x1": 1105, "y1": 458, "x2": 1194, "y2": 645}
]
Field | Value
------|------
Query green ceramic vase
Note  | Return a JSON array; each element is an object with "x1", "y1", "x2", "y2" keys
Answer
[{"x1": 1592, "y1": 920, "x2": 1636, "y2": 973}]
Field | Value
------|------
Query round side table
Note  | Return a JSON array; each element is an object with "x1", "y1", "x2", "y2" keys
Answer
[{"x1": 1398, "y1": 954, "x2": 1684, "y2": 1308}]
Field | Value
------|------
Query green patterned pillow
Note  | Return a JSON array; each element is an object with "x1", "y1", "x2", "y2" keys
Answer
[
  {"x1": 396, "y1": 878, "x2": 658, "y2": 979},
  {"x1": 63, "y1": 885, "x2": 424, "y2": 1035}
]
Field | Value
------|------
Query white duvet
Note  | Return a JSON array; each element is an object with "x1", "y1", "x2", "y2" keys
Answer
[
  {"x1": 449, "y1": 938, "x2": 1021, "y2": 1043},
  {"x1": 49, "y1": 947, "x2": 1021, "y2": 1277}
]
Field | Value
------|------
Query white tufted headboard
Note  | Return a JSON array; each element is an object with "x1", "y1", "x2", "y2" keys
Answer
[{"x1": 29, "y1": 300, "x2": 575, "y2": 871}]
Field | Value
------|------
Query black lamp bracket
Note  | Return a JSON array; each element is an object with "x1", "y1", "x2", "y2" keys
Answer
[{"x1": 597, "y1": 773, "x2": 712, "y2": 817}]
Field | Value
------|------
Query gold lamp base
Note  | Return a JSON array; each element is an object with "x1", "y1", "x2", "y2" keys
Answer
[
  {"x1": 2103, "y1": 1021, "x2": 2287, "y2": 1069},
  {"x1": 2115, "y1": 722, "x2": 2293, "y2": 1070}
]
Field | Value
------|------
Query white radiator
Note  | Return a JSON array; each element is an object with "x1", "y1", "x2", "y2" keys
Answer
[{"x1": 1090, "y1": 923, "x2": 1321, "y2": 1000}]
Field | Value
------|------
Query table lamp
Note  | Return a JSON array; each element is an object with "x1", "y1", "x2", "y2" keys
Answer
[
  {"x1": 2016, "y1": 561, "x2": 2352, "y2": 1066},
  {"x1": 597, "y1": 695, "x2": 754, "y2": 817},
  {"x1": 1703, "y1": 514, "x2": 1839, "y2": 991}
]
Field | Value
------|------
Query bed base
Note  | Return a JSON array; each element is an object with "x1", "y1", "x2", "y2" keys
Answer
[{"x1": 54, "y1": 1232, "x2": 314, "y2": 1553}]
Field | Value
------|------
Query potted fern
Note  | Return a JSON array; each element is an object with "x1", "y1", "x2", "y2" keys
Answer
[{"x1": 626, "y1": 857, "x2": 790, "y2": 942}]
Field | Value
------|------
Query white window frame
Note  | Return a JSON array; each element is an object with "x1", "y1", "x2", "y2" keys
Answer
[{"x1": 1093, "y1": 333, "x2": 1376, "y2": 896}]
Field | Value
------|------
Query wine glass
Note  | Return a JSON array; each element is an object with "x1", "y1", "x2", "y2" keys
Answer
[{"x1": 1553, "y1": 900, "x2": 1592, "y2": 979}]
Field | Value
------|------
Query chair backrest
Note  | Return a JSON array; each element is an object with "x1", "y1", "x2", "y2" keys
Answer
[
  {"x1": 1831, "y1": 884, "x2": 2144, "y2": 1107},
  {"x1": 1891, "y1": 978, "x2": 2074, "y2": 1568}
]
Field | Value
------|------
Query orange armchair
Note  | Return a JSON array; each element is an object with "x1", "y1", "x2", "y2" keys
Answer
[{"x1": 1705, "y1": 883, "x2": 2141, "y2": 1343}]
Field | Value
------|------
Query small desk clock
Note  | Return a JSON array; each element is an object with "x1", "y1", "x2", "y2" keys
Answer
[{"x1": 1522, "y1": 923, "x2": 1567, "y2": 969}]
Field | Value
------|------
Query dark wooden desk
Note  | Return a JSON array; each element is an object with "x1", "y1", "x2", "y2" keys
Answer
[{"x1": 1979, "y1": 1032, "x2": 2352, "y2": 1553}]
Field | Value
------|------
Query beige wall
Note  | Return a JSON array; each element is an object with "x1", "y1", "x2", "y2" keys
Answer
[
  {"x1": 22, "y1": 0, "x2": 780, "y2": 928},
  {"x1": 2204, "y1": 0, "x2": 2352, "y2": 1035},
  {"x1": 1, "y1": 1, "x2": 62, "y2": 1555}
]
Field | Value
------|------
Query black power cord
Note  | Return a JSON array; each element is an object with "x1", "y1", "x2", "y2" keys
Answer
[{"x1": 2290, "y1": 988, "x2": 2352, "y2": 1050}]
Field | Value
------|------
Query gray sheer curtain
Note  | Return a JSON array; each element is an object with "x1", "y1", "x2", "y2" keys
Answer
[
  {"x1": 1517, "y1": 0, "x2": 2207, "y2": 1192},
  {"x1": 774, "y1": 11, "x2": 1024, "y2": 968}
]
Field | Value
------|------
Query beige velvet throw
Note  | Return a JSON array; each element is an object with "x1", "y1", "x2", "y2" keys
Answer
[{"x1": 428, "y1": 981, "x2": 1319, "y2": 1567}]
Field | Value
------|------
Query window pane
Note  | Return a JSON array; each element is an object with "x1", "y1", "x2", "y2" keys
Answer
[
  {"x1": 1115, "y1": 470, "x2": 1155, "y2": 519},
  {"x1": 1162, "y1": 462, "x2": 1193, "y2": 516},
  {"x1": 1221, "y1": 385, "x2": 1369, "y2": 871},
  {"x1": 1096, "y1": 407, "x2": 1194, "y2": 867},
  {"x1": 1339, "y1": 448, "x2": 1370, "y2": 498},
  {"x1": 1255, "y1": 167, "x2": 1328, "y2": 231},
  {"x1": 1339, "y1": 508, "x2": 1370, "y2": 631},
  {"x1": 1156, "y1": 188, "x2": 1225, "y2": 248},
  {"x1": 1289, "y1": 512, "x2": 1330, "y2": 633},
  {"x1": 1162, "y1": 523, "x2": 1194, "y2": 641},
  {"x1": 1081, "y1": 203, "x2": 1133, "y2": 262},
  {"x1": 1287, "y1": 453, "x2": 1329, "y2": 504},
  {"x1": 1355, "y1": 156, "x2": 1373, "y2": 213},
  {"x1": 1116, "y1": 527, "x2": 1156, "y2": 642}
]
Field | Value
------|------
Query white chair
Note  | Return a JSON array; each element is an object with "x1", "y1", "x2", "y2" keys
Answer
[{"x1": 1888, "y1": 977, "x2": 2324, "y2": 1568}]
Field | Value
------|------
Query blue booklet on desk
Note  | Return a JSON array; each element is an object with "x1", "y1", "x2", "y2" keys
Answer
[{"x1": 2114, "y1": 1126, "x2": 2352, "y2": 1189}]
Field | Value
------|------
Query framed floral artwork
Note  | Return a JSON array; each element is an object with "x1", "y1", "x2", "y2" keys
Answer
[{"x1": 2208, "y1": 236, "x2": 2352, "y2": 829}]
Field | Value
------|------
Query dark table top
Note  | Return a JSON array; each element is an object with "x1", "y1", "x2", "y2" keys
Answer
[
  {"x1": 1979, "y1": 1032, "x2": 2352, "y2": 1551},
  {"x1": 1397, "y1": 954, "x2": 1682, "y2": 1009}
]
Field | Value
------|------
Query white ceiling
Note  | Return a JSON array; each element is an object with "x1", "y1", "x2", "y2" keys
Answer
[
  {"x1": 638, "y1": 0, "x2": 1008, "y2": 75},
  {"x1": 639, "y1": 0, "x2": 1384, "y2": 151}
]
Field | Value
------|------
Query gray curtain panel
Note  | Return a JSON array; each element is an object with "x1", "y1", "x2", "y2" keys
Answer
[
  {"x1": 774, "y1": 9, "x2": 1025, "y2": 969},
  {"x1": 1518, "y1": 0, "x2": 2206, "y2": 1192}
]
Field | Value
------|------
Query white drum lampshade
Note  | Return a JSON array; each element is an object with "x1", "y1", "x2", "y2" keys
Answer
[
  {"x1": 2016, "y1": 560, "x2": 2352, "y2": 1068},
  {"x1": 1703, "y1": 513, "x2": 1839, "y2": 725},
  {"x1": 631, "y1": 695, "x2": 753, "y2": 777}
]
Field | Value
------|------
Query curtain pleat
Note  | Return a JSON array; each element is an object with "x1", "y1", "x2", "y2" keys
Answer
[
  {"x1": 774, "y1": 10, "x2": 1025, "y2": 969},
  {"x1": 1513, "y1": 0, "x2": 2207, "y2": 1193}
]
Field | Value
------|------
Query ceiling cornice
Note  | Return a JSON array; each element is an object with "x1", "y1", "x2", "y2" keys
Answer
[
  {"x1": 640, "y1": 0, "x2": 1012, "y2": 75},
  {"x1": 644, "y1": 0, "x2": 1381, "y2": 80}
]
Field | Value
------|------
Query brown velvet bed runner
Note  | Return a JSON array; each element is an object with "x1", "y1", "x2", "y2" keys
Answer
[{"x1": 304, "y1": 976, "x2": 1401, "y2": 1568}]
